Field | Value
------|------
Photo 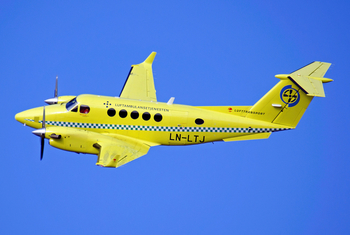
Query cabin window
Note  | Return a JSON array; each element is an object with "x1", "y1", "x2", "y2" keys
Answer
[
  {"x1": 142, "y1": 112, "x2": 151, "y2": 121},
  {"x1": 195, "y1": 118, "x2": 204, "y2": 125},
  {"x1": 154, "y1": 113, "x2": 162, "y2": 122},
  {"x1": 107, "y1": 108, "x2": 116, "y2": 117},
  {"x1": 80, "y1": 105, "x2": 90, "y2": 114},
  {"x1": 131, "y1": 111, "x2": 139, "y2": 119},
  {"x1": 119, "y1": 109, "x2": 127, "y2": 118}
]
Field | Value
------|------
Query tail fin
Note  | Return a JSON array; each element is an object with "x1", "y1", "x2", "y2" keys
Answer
[{"x1": 245, "y1": 62, "x2": 332, "y2": 128}]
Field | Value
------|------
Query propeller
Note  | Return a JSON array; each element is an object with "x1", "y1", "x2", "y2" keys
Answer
[
  {"x1": 45, "y1": 76, "x2": 58, "y2": 104},
  {"x1": 54, "y1": 75, "x2": 58, "y2": 98},
  {"x1": 32, "y1": 106, "x2": 46, "y2": 160}
]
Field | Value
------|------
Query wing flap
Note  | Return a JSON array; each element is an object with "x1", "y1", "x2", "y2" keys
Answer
[
  {"x1": 119, "y1": 52, "x2": 157, "y2": 102},
  {"x1": 95, "y1": 136, "x2": 150, "y2": 168}
]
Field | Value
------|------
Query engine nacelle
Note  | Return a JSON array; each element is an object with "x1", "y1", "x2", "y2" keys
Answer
[{"x1": 44, "y1": 126, "x2": 99, "y2": 154}]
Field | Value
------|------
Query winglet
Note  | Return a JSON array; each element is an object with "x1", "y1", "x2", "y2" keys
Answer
[{"x1": 143, "y1": 52, "x2": 156, "y2": 64}]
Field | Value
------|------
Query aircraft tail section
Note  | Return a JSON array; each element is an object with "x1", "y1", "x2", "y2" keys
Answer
[{"x1": 245, "y1": 62, "x2": 332, "y2": 128}]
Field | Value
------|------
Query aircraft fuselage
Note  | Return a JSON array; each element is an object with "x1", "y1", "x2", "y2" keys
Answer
[{"x1": 16, "y1": 94, "x2": 290, "y2": 148}]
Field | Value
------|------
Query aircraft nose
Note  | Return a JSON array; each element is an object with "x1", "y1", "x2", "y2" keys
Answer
[
  {"x1": 15, "y1": 107, "x2": 44, "y2": 127},
  {"x1": 15, "y1": 110, "x2": 27, "y2": 123}
]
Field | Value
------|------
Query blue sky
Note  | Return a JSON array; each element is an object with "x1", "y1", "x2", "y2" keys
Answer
[{"x1": 1, "y1": 1, "x2": 349, "y2": 234}]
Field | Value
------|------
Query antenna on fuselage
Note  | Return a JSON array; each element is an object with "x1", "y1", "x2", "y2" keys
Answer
[{"x1": 167, "y1": 97, "x2": 175, "y2": 105}]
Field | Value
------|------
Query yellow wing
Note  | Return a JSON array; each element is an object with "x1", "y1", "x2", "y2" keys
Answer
[
  {"x1": 119, "y1": 52, "x2": 157, "y2": 102},
  {"x1": 94, "y1": 135, "x2": 151, "y2": 168},
  {"x1": 42, "y1": 126, "x2": 153, "y2": 168}
]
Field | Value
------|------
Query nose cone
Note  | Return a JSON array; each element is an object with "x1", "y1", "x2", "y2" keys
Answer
[
  {"x1": 15, "y1": 107, "x2": 44, "y2": 128},
  {"x1": 15, "y1": 110, "x2": 28, "y2": 123}
]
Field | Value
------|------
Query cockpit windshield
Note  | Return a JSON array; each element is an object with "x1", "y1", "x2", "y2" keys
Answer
[{"x1": 66, "y1": 98, "x2": 78, "y2": 111}]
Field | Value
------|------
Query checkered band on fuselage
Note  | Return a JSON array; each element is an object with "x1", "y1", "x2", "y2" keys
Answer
[{"x1": 27, "y1": 120, "x2": 290, "y2": 133}]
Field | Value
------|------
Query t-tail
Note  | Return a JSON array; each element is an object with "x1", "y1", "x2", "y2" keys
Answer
[{"x1": 245, "y1": 61, "x2": 332, "y2": 128}]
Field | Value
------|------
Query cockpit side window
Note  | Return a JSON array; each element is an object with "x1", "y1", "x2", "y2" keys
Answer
[
  {"x1": 80, "y1": 105, "x2": 90, "y2": 114},
  {"x1": 66, "y1": 98, "x2": 78, "y2": 111},
  {"x1": 71, "y1": 106, "x2": 78, "y2": 112}
]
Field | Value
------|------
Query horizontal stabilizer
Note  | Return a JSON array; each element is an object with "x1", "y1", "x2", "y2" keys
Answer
[
  {"x1": 275, "y1": 61, "x2": 332, "y2": 97},
  {"x1": 223, "y1": 132, "x2": 271, "y2": 142},
  {"x1": 291, "y1": 61, "x2": 331, "y2": 78}
]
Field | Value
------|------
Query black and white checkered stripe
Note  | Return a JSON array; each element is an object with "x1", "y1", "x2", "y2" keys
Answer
[{"x1": 25, "y1": 119, "x2": 290, "y2": 133}]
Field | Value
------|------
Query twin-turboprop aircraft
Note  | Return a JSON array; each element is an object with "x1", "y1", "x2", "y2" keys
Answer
[{"x1": 15, "y1": 52, "x2": 332, "y2": 168}]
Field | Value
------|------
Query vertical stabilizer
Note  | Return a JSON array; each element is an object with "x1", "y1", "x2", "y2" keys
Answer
[{"x1": 245, "y1": 62, "x2": 332, "y2": 128}]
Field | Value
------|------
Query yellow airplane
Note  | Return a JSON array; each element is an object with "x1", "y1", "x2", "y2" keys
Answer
[{"x1": 15, "y1": 52, "x2": 333, "y2": 168}]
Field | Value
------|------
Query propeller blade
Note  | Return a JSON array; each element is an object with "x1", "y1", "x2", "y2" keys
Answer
[
  {"x1": 40, "y1": 106, "x2": 46, "y2": 160},
  {"x1": 54, "y1": 75, "x2": 58, "y2": 98},
  {"x1": 42, "y1": 106, "x2": 45, "y2": 128},
  {"x1": 41, "y1": 106, "x2": 45, "y2": 160},
  {"x1": 40, "y1": 136, "x2": 44, "y2": 161},
  {"x1": 45, "y1": 76, "x2": 59, "y2": 105}
]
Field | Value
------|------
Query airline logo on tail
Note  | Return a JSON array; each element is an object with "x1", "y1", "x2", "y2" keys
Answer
[{"x1": 280, "y1": 85, "x2": 300, "y2": 107}]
